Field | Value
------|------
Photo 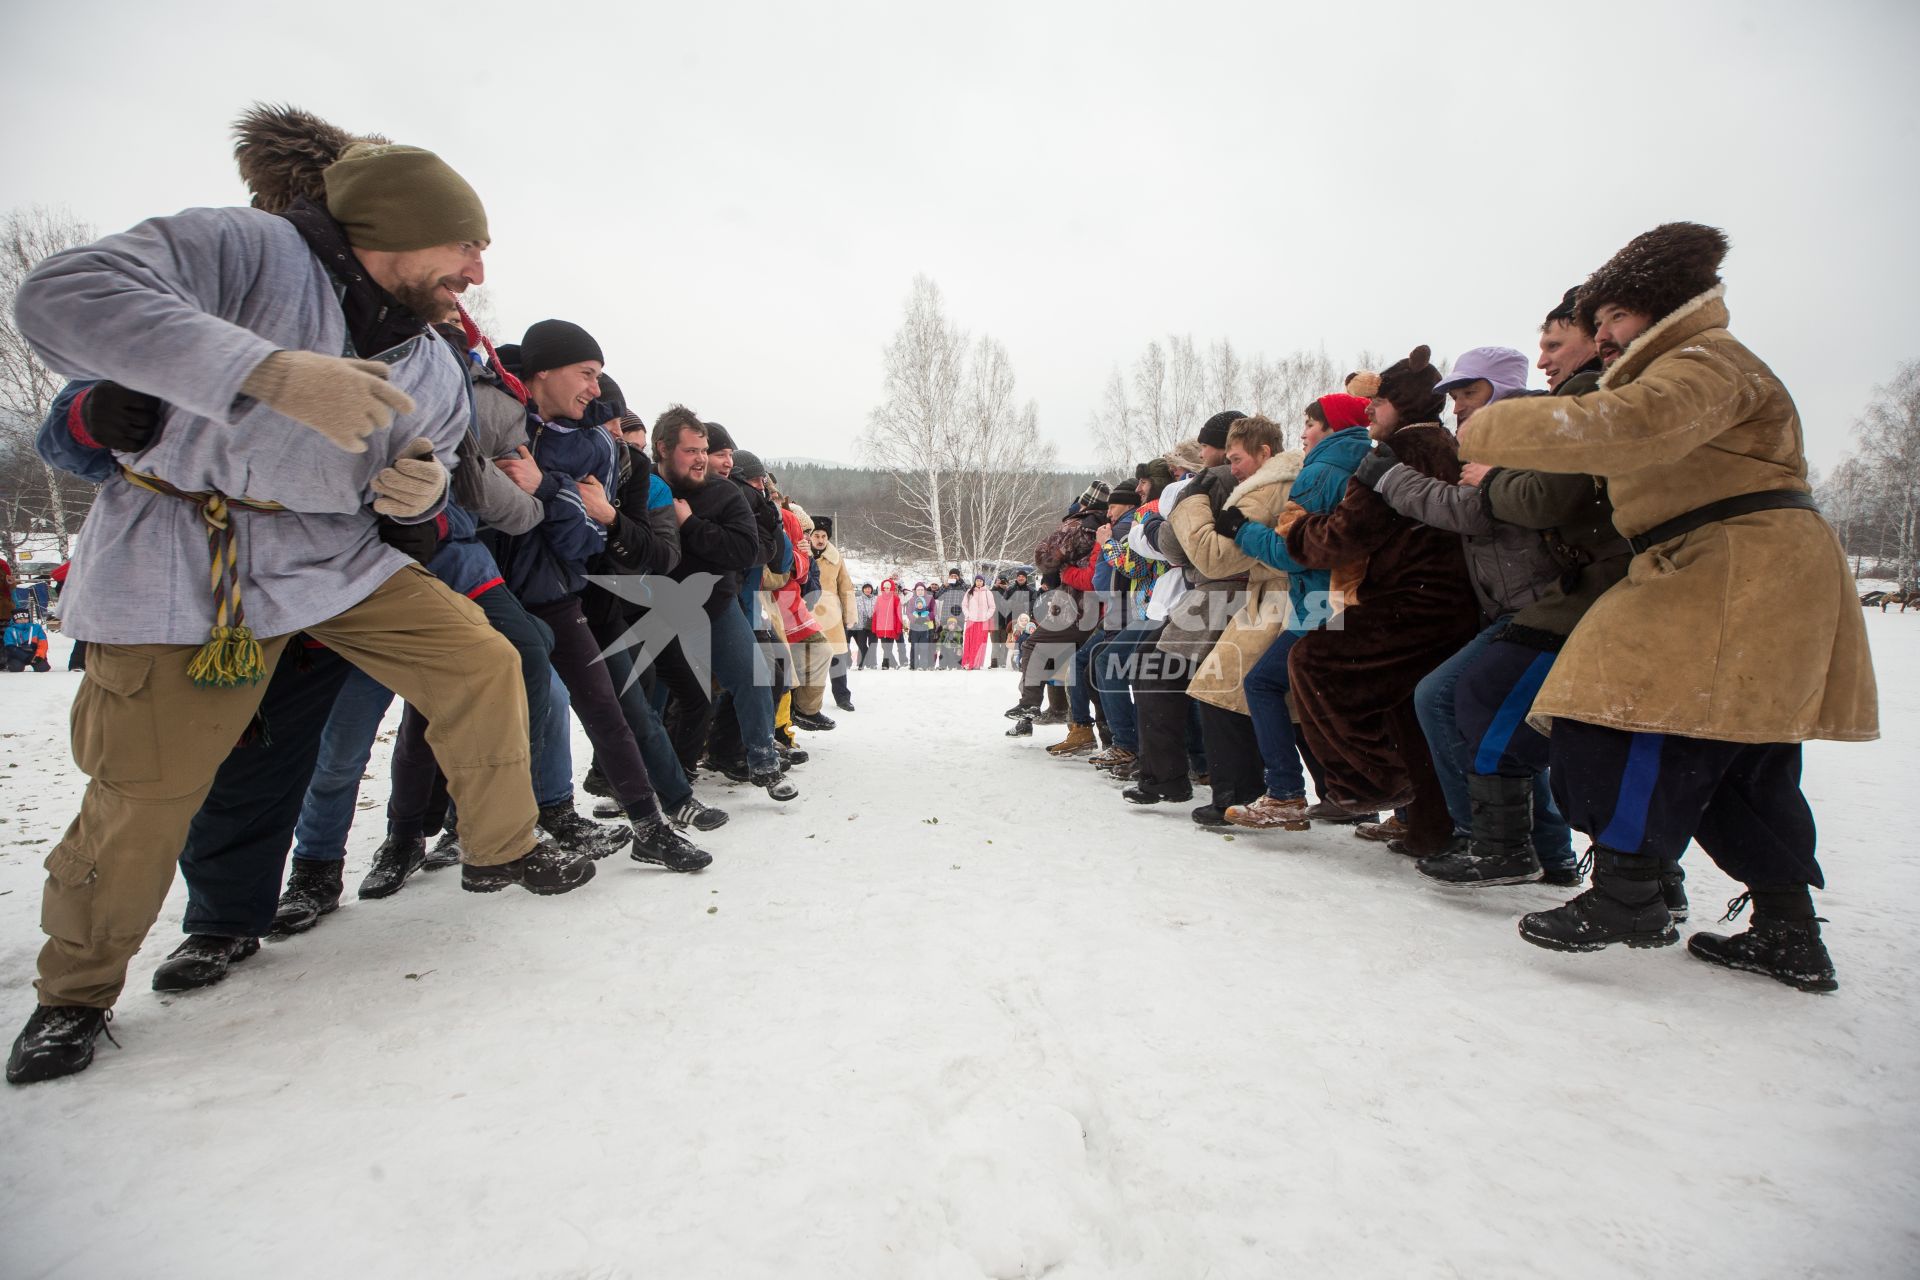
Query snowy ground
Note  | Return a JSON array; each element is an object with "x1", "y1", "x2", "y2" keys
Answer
[{"x1": 1, "y1": 615, "x2": 1918, "y2": 1278}]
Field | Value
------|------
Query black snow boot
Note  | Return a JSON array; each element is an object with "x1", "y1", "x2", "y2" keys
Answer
[
  {"x1": 1419, "y1": 774, "x2": 1544, "y2": 888},
  {"x1": 1004, "y1": 703, "x2": 1030, "y2": 720},
  {"x1": 582, "y1": 762, "x2": 613, "y2": 799},
  {"x1": 704, "y1": 754, "x2": 753, "y2": 784},
  {"x1": 777, "y1": 743, "x2": 809, "y2": 767},
  {"x1": 358, "y1": 834, "x2": 427, "y2": 900},
  {"x1": 631, "y1": 814, "x2": 714, "y2": 872},
  {"x1": 1518, "y1": 847, "x2": 1677, "y2": 953},
  {"x1": 1687, "y1": 888, "x2": 1837, "y2": 993},
  {"x1": 152, "y1": 935, "x2": 261, "y2": 993},
  {"x1": 421, "y1": 830, "x2": 463, "y2": 871},
  {"x1": 1662, "y1": 862, "x2": 1690, "y2": 923},
  {"x1": 792, "y1": 710, "x2": 837, "y2": 732},
  {"x1": 538, "y1": 803, "x2": 632, "y2": 861},
  {"x1": 1005, "y1": 713, "x2": 1034, "y2": 737},
  {"x1": 835, "y1": 694, "x2": 856, "y2": 713},
  {"x1": 750, "y1": 763, "x2": 799, "y2": 802},
  {"x1": 462, "y1": 841, "x2": 596, "y2": 895},
  {"x1": 6, "y1": 1005, "x2": 116, "y2": 1085},
  {"x1": 271, "y1": 857, "x2": 344, "y2": 936},
  {"x1": 1191, "y1": 804, "x2": 1232, "y2": 828},
  {"x1": 1123, "y1": 778, "x2": 1194, "y2": 805}
]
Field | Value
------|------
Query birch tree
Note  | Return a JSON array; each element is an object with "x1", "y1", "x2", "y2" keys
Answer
[{"x1": 862, "y1": 276, "x2": 966, "y2": 565}]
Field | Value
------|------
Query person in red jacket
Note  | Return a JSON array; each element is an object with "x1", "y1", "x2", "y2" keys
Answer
[{"x1": 870, "y1": 577, "x2": 906, "y2": 669}]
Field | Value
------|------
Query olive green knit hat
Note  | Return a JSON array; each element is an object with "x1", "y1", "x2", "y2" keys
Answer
[{"x1": 323, "y1": 142, "x2": 489, "y2": 252}]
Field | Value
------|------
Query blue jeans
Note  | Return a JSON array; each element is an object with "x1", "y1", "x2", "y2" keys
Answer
[
  {"x1": 1069, "y1": 633, "x2": 1100, "y2": 726},
  {"x1": 534, "y1": 668, "x2": 573, "y2": 809},
  {"x1": 289, "y1": 667, "x2": 397, "y2": 862},
  {"x1": 1415, "y1": 620, "x2": 1572, "y2": 864},
  {"x1": 605, "y1": 644, "x2": 693, "y2": 810},
  {"x1": 709, "y1": 600, "x2": 779, "y2": 771},
  {"x1": 1090, "y1": 627, "x2": 1143, "y2": 752},
  {"x1": 1243, "y1": 629, "x2": 1307, "y2": 800}
]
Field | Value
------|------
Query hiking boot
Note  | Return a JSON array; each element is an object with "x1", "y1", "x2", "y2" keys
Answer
[
  {"x1": 1108, "y1": 756, "x2": 1138, "y2": 780},
  {"x1": 358, "y1": 834, "x2": 427, "y2": 900},
  {"x1": 1005, "y1": 717, "x2": 1033, "y2": 737},
  {"x1": 1032, "y1": 707, "x2": 1069, "y2": 726},
  {"x1": 1004, "y1": 703, "x2": 1032, "y2": 720},
  {"x1": 152, "y1": 935, "x2": 260, "y2": 993},
  {"x1": 777, "y1": 744, "x2": 810, "y2": 767},
  {"x1": 1089, "y1": 745, "x2": 1130, "y2": 769},
  {"x1": 1225, "y1": 794, "x2": 1311, "y2": 831},
  {"x1": 632, "y1": 815, "x2": 713, "y2": 872},
  {"x1": 1418, "y1": 774, "x2": 1544, "y2": 888},
  {"x1": 668, "y1": 797, "x2": 730, "y2": 832},
  {"x1": 751, "y1": 765, "x2": 799, "y2": 801},
  {"x1": 834, "y1": 696, "x2": 856, "y2": 713},
  {"x1": 705, "y1": 755, "x2": 753, "y2": 783},
  {"x1": 592, "y1": 796, "x2": 625, "y2": 819},
  {"x1": 582, "y1": 764, "x2": 613, "y2": 799},
  {"x1": 1518, "y1": 849, "x2": 1676, "y2": 952},
  {"x1": 1047, "y1": 724, "x2": 1099, "y2": 757},
  {"x1": 421, "y1": 831, "x2": 463, "y2": 870},
  {"x1": 6, "y1": 1005, "x2": 116, "y2": 1085},
  {"x1": 1688, "y1": 913, "x2": 1837, "y2": 993},
  {"x1": 1305, "y1": 799, "x2": 1376, "y2": 825},
  {"x1": 1662, "y1": 864, "x2": 1690, "y2": 923},
  {"x1": 271, "y1": 858, "x2": 344, "y2": 936},
  {"x1": 1354, "y1": 816, "x2": 1408, "y2": 843},
  {"x1": 1124, "y1": 779, "x2": 1194, "y2": 805},
  {"x1": 462, "y1": 842, "x2": 596, "y2": 895},
  {"x1": 538, "y1": 803, "x2": 631, "y2": 861},
  {"x1": 1540, "y1": 860, "x2": 1585, "y2": 888},
  {"x1": 792, "y1": 710, "x2": 837, "y2": 732},
  {"x1": 1191, "y1": 804, "x2": 1232, "y2": 828}
]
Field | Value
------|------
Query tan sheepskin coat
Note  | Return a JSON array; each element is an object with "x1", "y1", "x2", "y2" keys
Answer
[{"x1": 1187, "y1": 450, "x2": 1304, "y2": 715}]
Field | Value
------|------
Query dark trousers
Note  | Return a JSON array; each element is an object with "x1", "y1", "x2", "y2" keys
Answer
[
  {"x1": 530, "y1": 597, "x2": 656, "y2": 816},
  {"x1": 1195, "y1": 702, "x2": 1264, "y2": 811},
  {"x1": 388, "y1": 586, "x2": 554, "y2": 838},
  {"x1": 850, "y1": 628, "x2": 872, "y2": 669},
  {"x1": 656, "y1": 634, "x2": 717, "y2": 772},
  {"x1": 68, "y1": 639, "x2": 87, "y2": 671},
  {"x1": 1453, "y1": 637, "x2": 1556, "y2": 778},
  {"x1": 1128, "y1": 626, "x2": 1196, "y2": 789},
  {"x1": 909, "y1": 632, "x2": 935, "y2": 670},
  {"x1": 179, "y1": 642, "x2": 352, "y2": 937},
  {"x1": 1549, "y1": 719, "x2": 1822, "y2": 890}
]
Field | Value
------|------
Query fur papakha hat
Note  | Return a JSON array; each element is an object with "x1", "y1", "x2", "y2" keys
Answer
[
  {"x1": 1374, "y1": 345, "x2": 1445, "y2": 424},
  {"x1": 1574, "y1": 222, "x2": 1729, "y2": 333}
]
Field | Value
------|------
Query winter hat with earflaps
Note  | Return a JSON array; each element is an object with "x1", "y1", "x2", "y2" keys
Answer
[
  {"x1": 1574, "y1": 222, "x2": 1728, "y2": 334},
  {"x1": 1374, "y1": 345, "x2": 1446, "y2": 424},
  {"x1": 1163, "y1": 440, "x2": 1208, "y2": 476}
]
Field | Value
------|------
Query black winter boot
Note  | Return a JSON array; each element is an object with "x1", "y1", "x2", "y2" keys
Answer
[
  {"x1": 1518, "y1": 848, "x2": 1677, "y2": 952},
  {"x1": 152, "y1": 935, "x2": 261, "y2": 993},
  {"x1": 421, "y1": 830, "x2": 463, "y2": 871},
  {"x1": 631, "y1": 814, "x2": 713, "y2": 872},
  {"x1": 582, "y1": 763, "x2": 613, "y2": 799},
  {"x1": 750, "y1": 764, "x2": 799, "y2": 801},
  {"x1": 1662, "y1": 862, "x2": 1690, "y2": 923},
  {"x1": 1005, "y1": 714, "x2": 1034, "y2": 737},
  {"x1": 358, "y1": 834, "x2": 427, "y2": 900},
  {"x1": 1123, "y1": 778, "x2": 1194, "y2": 805},
  {"x1": 271, "y1": 858, "x2": 344, "y2": 936},
  {"x1": 462, "y1": 841, "x2": 596, "y2": 895},
  {"x1": 1687, "y1": 887, "x2": 1837, "y2": 993},
  {"x1": 538, "y1": 803, "x2": 632, "y2": 861},
  {"x1": 6, "y1": 1005, "x2": 116, "y2": 1085},
  {"x1": 1419, "y1": 774, "x2": 1544, "y2": 888}
]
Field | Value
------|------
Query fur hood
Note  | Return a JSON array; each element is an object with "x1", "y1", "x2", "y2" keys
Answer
[
  {"x1": 232, "y1": 103, "x2": 387, "y2": 213},
  {"x1": 1225, "y1": 448, "x2": 1304, "y2": 508}
]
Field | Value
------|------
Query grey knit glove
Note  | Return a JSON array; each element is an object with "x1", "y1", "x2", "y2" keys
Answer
[
  {"x1": 240, "y1": 350, "x2": 416, "y2": 453},
  {"x1": 371, "y1": 436, "x2": 448, "y2": 517}
]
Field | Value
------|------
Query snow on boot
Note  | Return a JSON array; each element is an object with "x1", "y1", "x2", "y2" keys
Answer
[
  {"x1": 1047, "y1": 723, "x2": 1098, "y2": 757},
  {"x1": 1005, "y1": 716, "x2": 1033, "y2": 737},
  {"x1": 1419, "y1": 774, "x2": 1544, "y2": 888},
  {"x1": 1662, "y1": 863, "x2": 1690, "y2": 923},
  {"x1": 1354, "y1": 816, "x2": 1408, "y2": 843},
  {"x1": 357, "y1": 834, "x2": 427, "y2": 900},
  {"x1": 152, "y1": 935, "x2": 261, "y2": 993},
  {"x1": 778, "y1": 744, "x2": 809, "y2": 767},
  {"x1": 632, "y1": 815, "x2": 714, "y2": 872},
  {"x1": 421, "y1": 831, "x2": 463, "y2": 871},
  {"x1": 271, "y1": 858, "x2": 344, "y2": 936},
  {"x1": 1518, "y1": 849, "x2": 1677, "y2": 952},
  {"x1": 1108, "y1": 755, "x2": 1138, "y2": 780},
  {"x1": 1004, "y1": 703, "x2": 1032, "y2": 720},
  {"x1": 751, "y1": 763, "x2": 799, "y2": 801},
  {"x1": 538, "y1": 803, "x2": 631, "y2": 861},
  {"x1": 1687, "y1": 890, "x2": 1837, "y2": 993},
  {"x1": 1225, "y1": 794, "x2": 1311, "y2": 831},
  {"x1": 6, "y1": 1006, "x2": 115, "y2": 1086},
  {"x1": 462, "y1": 841, "x2": 596, "y2": 895},
  {"x1": 592, "y1": 796, "x2": 625, "y2": 819},
  {"x1": 669, "y1": 797, "x2": 730, "y2": 832},
  {"x1": 792, "y1": 710, "x2": 837, "y2": 732}
]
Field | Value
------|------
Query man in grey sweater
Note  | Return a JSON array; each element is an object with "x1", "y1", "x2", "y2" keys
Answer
[{"x1": 7, "y1": 134, "x2": 594, "y2": 1086}]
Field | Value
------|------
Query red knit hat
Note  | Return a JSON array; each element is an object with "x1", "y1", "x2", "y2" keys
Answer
[{"x1": 1316, "y1": 393, "x2": 1371, "y2": 431}]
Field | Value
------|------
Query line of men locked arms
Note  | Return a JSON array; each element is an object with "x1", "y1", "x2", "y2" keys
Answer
[{"x1": 2, "y1": 105, "x2": 1881, "y2": 1086}]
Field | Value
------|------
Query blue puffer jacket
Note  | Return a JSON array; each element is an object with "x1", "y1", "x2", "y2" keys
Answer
[
  {"x1": 1234, "y1": 425, "x2": 1370, "y2": 634},
  {"x1": 503, "y1": 411, "x2": 617, "y2": 608}
]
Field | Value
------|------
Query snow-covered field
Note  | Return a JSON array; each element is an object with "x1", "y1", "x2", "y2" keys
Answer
[{"x1": 1, "y1": 615, "x2": 1917, "y2": 1278}]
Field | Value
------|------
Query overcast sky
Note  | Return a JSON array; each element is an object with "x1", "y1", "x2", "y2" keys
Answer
[{"x1": 4, "y1": 0, "x2": 1916, "y2": 472}]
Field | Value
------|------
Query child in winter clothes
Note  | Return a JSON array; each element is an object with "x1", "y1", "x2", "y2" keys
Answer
[
  {"x1": 938, "y1": 614, "x2": 966, "y2": 669},
  {"x1": 4, "y1": 610, "x2": 51, "y2": 672}
]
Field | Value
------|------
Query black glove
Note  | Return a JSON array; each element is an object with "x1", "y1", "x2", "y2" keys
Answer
[
  {"x1": 1352, "y1": 443, "x2": 1399, "y2": 489},
  {"x1": 376, "y1": 515, "x2": 440, "y2": 565},
  {"x1": 1213, "y1": 505, "x2": 1248, "y2": 537},
  {"x1": 1185, "y1": 467, "x2": 1225, "y2": 508},
  {"x1": 79, "y1": 382, "x2": 164, "y2": 452}
]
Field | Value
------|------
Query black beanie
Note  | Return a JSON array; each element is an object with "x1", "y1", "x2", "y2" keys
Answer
[
  {"x1": 494, "y1": 342, "x2": 522, "y2": 376},
  {"x1": 595, "y1": 372, "x2": 627, "y2": 417},
  {"x1": 1375, "y1": 345, "x2": 1446, "y2": 424},
  {"x1": 734, "y1": 450, "x2": 768, "y2": 482},
  {"x1": 1198, "y1": 410, "x2": 1246, "y2": 450},
  {"x1": 519, "y1": 319, "x2": 604, "y2": 377},
  {"x1": 1107, "y1": 485, "x2": 1140, "y2": 508},
  {"x1": 703, "y1": 422, "x2": 737, "y2": 452}
]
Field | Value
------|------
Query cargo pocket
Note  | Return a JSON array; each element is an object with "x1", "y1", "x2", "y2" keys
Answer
[
  {"x1": 69, "y1": 646, "x2": 161, "y2": 783},
  {"x1": 40, "y1": 847, "x2": 98, "y2": 946}
]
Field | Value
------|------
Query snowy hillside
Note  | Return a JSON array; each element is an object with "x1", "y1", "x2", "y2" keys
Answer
[{"x1": 0, "y1": 615, "x2": 1916, "y2": 1277}]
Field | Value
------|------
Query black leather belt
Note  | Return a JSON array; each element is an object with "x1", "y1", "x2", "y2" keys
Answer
[{"x1": 1626, "y1": 489, "x2": 1820, "y2": 555}]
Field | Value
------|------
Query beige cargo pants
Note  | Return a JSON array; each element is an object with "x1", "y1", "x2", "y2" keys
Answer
[
  {"x1": 36, "y1": 565, "x2": 538, "y2": 1009},
  {"x1": 789, "y1": 632, "x2": 835, "y2": 716}
]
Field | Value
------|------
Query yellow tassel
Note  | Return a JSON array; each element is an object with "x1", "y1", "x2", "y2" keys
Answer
[{"x1": 187, "y1": 625, "x2": 267, "y2": 688}]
